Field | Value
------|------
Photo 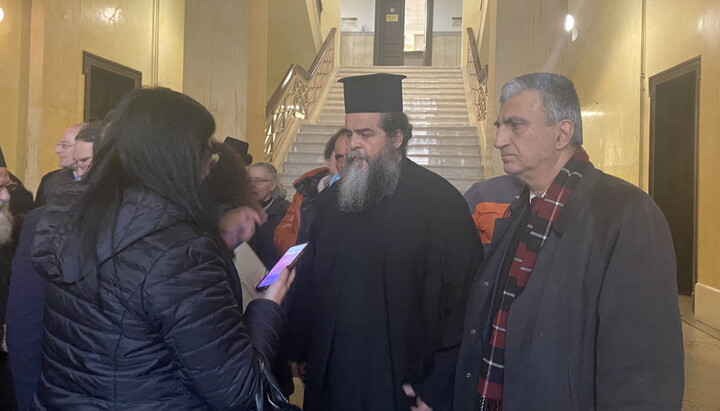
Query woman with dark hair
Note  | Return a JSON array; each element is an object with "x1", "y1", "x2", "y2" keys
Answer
[{"x1": 29, "y1": 88, "x2": 294, "y2": 409}]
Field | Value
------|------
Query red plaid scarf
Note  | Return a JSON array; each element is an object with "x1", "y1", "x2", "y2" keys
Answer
[{"x1": 476, "y1": 148, "x2": 590, "y2": 410}]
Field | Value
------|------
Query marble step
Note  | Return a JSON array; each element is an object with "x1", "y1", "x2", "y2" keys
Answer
[
  {"x1": 329, "y1": 77, "x2": 464, "y2": 85},
  {"x1": 327, "y1": 85, "x2": 465, "y2": 94},
  {"x1": 321, "y1": 105, "x2": 469, "y2": 114},
  {"x1": 318, "y1": 114, "x2": 470, "y2": 126},
  {"x1": 297, "y1": 123, "x2": 478, "y2": 133},
  {"x1": 287, "y1": 151, "x2": 482, "y2": 166},
  {"x1": 296, "y1": 125, "x2": 479, "y2": 140},
  {"x1": 323, "y1": 101, "x2": 468, "y2": 111},
  {"x1": 291, "y1": 142, "x2": 481, "y2": 156},
  {"x1": 336, "y1": 67, "x2": 463, "y2": 76},
  {"x1": 282, "y1": 160, "x2": 483, "y2": 178}
]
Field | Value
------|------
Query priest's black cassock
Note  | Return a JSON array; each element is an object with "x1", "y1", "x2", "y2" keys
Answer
[{"x1": 290, "y1": 158, "x2": 483, "y2": 410}]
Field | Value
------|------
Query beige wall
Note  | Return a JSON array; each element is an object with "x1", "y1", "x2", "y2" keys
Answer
[
  {"x1": 431, "y1": 32, "x2": 461, "y2": 67},
  {"x1": 321, "y1": 0, "x2": 341, "y2": 64},
  {"x1": 267, "y1": 0, "x2": 319, "y2": 98},
  {"x1": 696, "y1": 0, "x2": 720, "y2": 326},
  {"x1": 461, "y1": 0, "x2": 483, "y2": 65},
  {"x1": 0, "y1": 0, "x2": 32, "y2": 176},
  {"x1": 568, "y1": 0, "x2": 720, "y2": 328},
  {"x1": 246, "y1": 1, "x2": 270, "y2": 162},
  {"x1": 0, "y1": 0, "x2": 185, "y2": 190},
  {"x1": 340, "y1": 32, "x2": 374, "y2": 66},
  {"x1": 570, "y1": 0, "x2": 642, "y2": 184},
  {"x1": 184, "y1": 0, "x2": 250, "y2": 157}
]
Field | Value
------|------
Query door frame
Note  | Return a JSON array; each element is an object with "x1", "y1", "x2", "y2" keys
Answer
[
  {"x1": 373, "y1": 0, "x2": 434, "y2": 66},
  {"x1": 424, "y1": 0, "x2": 434, "y2": 66},
  {"x1": 373, "y1": 0, "x2": 405, "y2": 65},
  {"x1": 82, "y1": 51, "x2": 142, "y2": 122},
  {"x1": 648, "y1": 55, "x2": 700, "y2": 298}
]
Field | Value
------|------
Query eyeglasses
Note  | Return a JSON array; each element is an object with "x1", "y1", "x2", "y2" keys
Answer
[
  {"x1": 0, "y1": 182, "x2": 18, "y2": 192},
  {"x1": 251, "y1": 178, "x2": 273, "y2": 184},
  {"x1": 56, "y1": 142, "x2": 74, "y2": 149},
  {"x1": 334, "y1": 154, "x2": 346, "y2": 162}
]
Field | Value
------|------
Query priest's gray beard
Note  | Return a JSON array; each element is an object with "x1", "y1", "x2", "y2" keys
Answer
[
  {"x1": 338, "y1": 143, "x2": 401, "y2": 212},
  {"x1": 0, "y1": 202, "x2": 13, "y2": 246}
]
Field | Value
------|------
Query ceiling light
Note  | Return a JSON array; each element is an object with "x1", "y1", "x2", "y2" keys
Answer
[
  {"x1": 0, "y1": 7, "x2": 5, "y2": 23},
  {"x1": 565, "y1": 14, "x2": 575, "y2": 32}
]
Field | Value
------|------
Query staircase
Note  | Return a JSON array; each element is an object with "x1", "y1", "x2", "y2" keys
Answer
[{"x1": 278, "y1": 66, "x2": 483, "y2": 198}]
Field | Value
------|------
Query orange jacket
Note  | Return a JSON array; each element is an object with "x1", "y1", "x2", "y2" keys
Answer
[{"x1": 273, "y1": 167, "x2": 329, "y2": 254}]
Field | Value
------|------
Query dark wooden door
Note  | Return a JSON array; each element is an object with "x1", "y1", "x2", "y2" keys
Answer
[
  {"x1": 374, "y1": 0, "x2": 405, "y2": 65},
  {"x1": 649, "y1": 59, "x2": 699, "y2": 296}
]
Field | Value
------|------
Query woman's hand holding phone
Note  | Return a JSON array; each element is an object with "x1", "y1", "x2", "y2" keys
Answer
[{"x1": 259, "y1": 266, "x2": 296, "y2": 305}]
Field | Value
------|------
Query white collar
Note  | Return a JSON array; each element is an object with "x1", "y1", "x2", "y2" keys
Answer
[{"x1": 529, "y1": 190, "x2": 547, "y2": 204}]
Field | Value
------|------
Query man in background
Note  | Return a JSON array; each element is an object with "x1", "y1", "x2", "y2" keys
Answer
[
  {"x1": 73, "y1": 121, "x2": 105, "y2": 180},
  {"x1": 274, "y1": 128, "x2": 349, "y2": 254},
  {"x1": 35, "y1": 123, "x2": 85, "y2": 206},
  {"x1": 463, "y1": 174, "x2": 523, "y2": 249}
]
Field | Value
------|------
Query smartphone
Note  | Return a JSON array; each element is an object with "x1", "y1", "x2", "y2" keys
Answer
[{"x1": 255, "y1": 243, "x2": 309, "y2": 291}]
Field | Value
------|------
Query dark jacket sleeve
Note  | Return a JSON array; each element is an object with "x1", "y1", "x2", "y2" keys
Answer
[
  {"x1": 8, "y1": 172, "x2": 34, "y2": 216},
  {"x1": 143, "y1": 236, "x2": 285, "y2": 409},
  {"x1": 413, "y1": 191, "x2": 484, "y2": 410},
  {"x1": 595, "y1": 194, "x2": 684, "y2": 409},
  {"x1": 5, "y1": 209, "x2": 45, "y2": 410}
]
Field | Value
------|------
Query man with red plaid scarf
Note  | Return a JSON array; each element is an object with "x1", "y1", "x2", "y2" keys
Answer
[{"x1": 454, "y1": 73, "x2": 683, "y2": 410}]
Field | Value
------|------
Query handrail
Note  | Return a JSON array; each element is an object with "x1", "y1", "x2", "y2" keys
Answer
[
  {"x1": 466, "y1": 27, "x2": 488, "y2": 122},
  {"x1": 264, "y1": 28, "x2": 337, "y2": 165}
]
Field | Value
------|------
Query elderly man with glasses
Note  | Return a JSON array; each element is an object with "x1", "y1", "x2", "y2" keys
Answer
[{"x1": 35, "y1": 123, "x2": 86, "y2": 207}]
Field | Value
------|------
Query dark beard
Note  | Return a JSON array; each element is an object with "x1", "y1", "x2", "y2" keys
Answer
[{"x1": 338, "y1": 145, "x2": 401, "y2": 212}]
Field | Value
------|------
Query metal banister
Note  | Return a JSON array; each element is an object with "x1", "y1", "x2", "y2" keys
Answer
[
  {"x1": 466, "y1": 27, "x2": 488, "y2": 122},
  {"x1": 265, "y1": 28, "x2": 336, "y2": 164}
]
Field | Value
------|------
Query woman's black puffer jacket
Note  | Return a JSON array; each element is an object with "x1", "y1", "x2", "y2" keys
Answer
[{"x1": 30, "y1": 186, "x2": 284, "y2": 410}]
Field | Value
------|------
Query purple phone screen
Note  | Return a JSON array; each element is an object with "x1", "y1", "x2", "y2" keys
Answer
[{"x1": 256, "y1": 243, "x2": 307, "y2": 289}]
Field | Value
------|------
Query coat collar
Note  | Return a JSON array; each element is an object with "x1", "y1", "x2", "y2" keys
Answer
[
  {"x1": 498, "y1": 162, "x2": 602, "y2": 236},
  {"x1": 550, "y1": 161, "x2": 601, "y2": 234}
]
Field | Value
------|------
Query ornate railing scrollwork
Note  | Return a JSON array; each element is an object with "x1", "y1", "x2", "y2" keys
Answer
[
  {"x1": 466, "y1": 27, "x2": 488, "y2": 123},
  {"x1": 265, "y1": 28, "x2": 336, "y2": 165}
]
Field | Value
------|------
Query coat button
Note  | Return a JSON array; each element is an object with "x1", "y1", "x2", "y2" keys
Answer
[
  {"x1": 466, "y1": 373, "x2": 472, "y2": 379},
  {"x1": 470, "y1": 329, "x2": 476, "y2": 335},
  {"x1": 483, "y1": 281, "x2": 490, "y2": 287}
]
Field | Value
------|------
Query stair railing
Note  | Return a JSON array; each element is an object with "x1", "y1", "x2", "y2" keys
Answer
[
  {"x1": 264, "y1": 28, "x2": 337, "y2": 166},
  {"x1": 466, "y1": 27, "x2": 488, "y2": 123}
]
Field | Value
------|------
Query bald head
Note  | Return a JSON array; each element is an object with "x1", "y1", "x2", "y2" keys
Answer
[{"x1": 55, "y1": 123, "x2": 85, "y2": 169}]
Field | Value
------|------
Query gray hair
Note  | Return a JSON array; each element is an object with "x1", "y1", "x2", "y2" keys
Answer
[
  {"x1": 500, "y1": 73, "x2": 583, "y2": 147},
  {"x1": 249, "y1": 162, "x2": 287, "y2": 199}
]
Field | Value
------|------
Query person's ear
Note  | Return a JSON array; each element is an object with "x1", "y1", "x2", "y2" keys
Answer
[
  {"x1": 556, "y1": 120, "x2": 575, "y2": 150},
  {"x1": 390, "y1": 130, "x2": 403, "y2": 149}
]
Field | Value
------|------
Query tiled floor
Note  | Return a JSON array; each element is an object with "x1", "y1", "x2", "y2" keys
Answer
[
  {"x1": 679, "y1": 295, "x2": 720, "y2": 410},
  {"x1": 289, "y1": 296, "x2": 720, "y2": 409}
]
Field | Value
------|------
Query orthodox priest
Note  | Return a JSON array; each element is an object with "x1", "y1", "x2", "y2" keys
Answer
[{"x1": 289, "y1": 73, "x2": 483, "y2": 411}]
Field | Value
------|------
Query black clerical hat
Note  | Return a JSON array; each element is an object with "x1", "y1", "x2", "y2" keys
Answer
[
  {"x1": 339, "y1": 73, "x2": 406, "y2": 113},
  {"x1": 0, "y1": 145, "x2": 6, "y2": 168},
  {"x1": 224, "y1": 137, "x2": 249, "y2": 158}
]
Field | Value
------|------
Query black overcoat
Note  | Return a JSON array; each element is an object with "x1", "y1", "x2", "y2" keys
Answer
[
  {"x1": 454, "y1": 162, "x2": 684, "y2": 410},
  {"x1": 292, "y1": 159, "x2": 483, "y2": 410}
]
